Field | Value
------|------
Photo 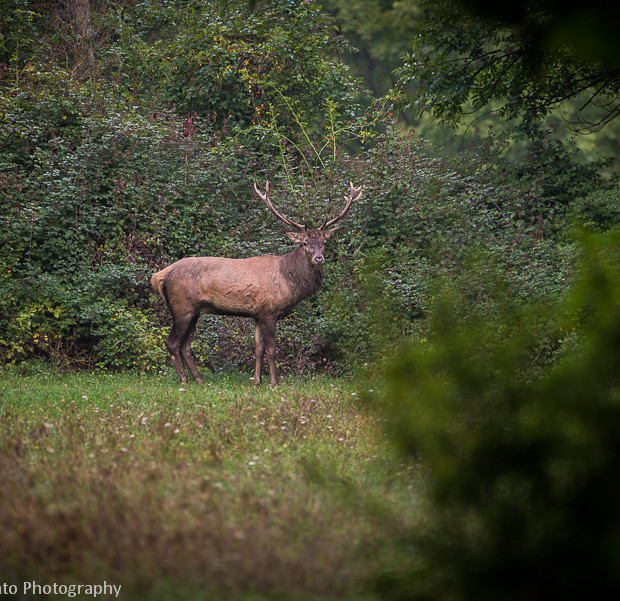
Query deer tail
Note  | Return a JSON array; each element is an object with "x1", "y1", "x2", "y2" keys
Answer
[{"x1": 151, "y1": 267, "x2": 171, "y2": 308}]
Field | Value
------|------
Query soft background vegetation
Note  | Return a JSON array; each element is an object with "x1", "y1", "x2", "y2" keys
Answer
[
  {"x1": 2, "y1": 1, "x2": 620, "y2": 600},
  {"x1": 1, "y1": 0, "x2": 618, "y2": 377}
]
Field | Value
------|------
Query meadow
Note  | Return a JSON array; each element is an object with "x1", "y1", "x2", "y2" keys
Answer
[{"x1": 0, "y1": 369, "x2": 417, "y2": 601}]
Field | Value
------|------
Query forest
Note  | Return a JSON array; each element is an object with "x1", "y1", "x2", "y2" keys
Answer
[
  {"x1": 1, "y1": 0, "x2": 620, "y2": 376},
  {"x1": 2, "y1": 1, "x2": 620, "y2": 600}
]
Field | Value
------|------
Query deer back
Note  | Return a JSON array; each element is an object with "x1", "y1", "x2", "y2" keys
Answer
[{"x1": 151, "y1": 250, "x2": 320, "y2": 319}]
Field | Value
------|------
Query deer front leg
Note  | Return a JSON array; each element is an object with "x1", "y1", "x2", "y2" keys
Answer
[
  {"x1": 263, "y1": 318, "x2": 278, "y2": 386},
  {"x1": 254, "y1": 320, "x2": 265, "y2": 386}
]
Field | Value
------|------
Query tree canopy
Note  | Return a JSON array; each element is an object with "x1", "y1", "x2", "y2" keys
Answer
[{"x1": 395, "y1": 0, "x2": 620, "y2": 135}]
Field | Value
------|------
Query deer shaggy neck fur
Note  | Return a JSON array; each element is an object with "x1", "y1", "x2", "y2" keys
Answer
[{"x1": 279, "y1": 245, "x2": 324, "y2": 309}]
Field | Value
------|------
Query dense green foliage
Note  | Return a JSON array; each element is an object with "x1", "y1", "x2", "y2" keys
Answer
[
  {"x1": 0, "y1": 0, "x2": 365, "y2": 373},
  {"x1": 1, "y1": 0, "x2": 618, "y2": 378},
  {"x1": 116, "y1": 0, "x2": 358, "y2": 135},
  {"x1": 322, "y1": 0, "x2": 420, "y2": 105},
  {"x1": 378, "y1": 232, "x2": 620, "y2": 601},
  {"x1": 395, "y1": 0, "x2": 620, "y2": 136}
]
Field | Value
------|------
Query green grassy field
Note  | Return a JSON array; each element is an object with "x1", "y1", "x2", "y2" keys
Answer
[{"x1": 0, "y1": 370, "x2": 418, "y2": 601}]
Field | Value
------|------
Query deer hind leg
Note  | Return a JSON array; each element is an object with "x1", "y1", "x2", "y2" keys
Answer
[
  {"x1": 166, "y1": 312, "x2": 201, "y2": 384},
  {"x1": 165, "y1": 322, "x2": 188, "y2": 383},
  {"x1": 180, "y1": 314, "x2": 204, "y2": 384}
]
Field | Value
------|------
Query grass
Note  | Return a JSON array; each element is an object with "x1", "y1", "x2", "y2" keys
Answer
[{"x1": 0, "y1": 369, "x2": 418, "y2": 601}]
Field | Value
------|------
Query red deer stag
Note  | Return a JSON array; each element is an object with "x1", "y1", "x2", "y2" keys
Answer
[{"x1": 151, "y1": 181, "x2": 363, "y2": 386}]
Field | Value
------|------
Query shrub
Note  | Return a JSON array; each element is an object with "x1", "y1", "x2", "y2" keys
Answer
[{"x1": 377, "y1": 231, "x2": 620, "y2": 601}]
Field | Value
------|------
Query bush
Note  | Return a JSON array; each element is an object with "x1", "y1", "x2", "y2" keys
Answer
[
  {"x1": 113, "y1": 0, "x2": 358, "y2": 142},
  {"x1": 570, "y1": 185, "x2": 620, "y2": 231},
  {"x1": 377, "y1": 231, "x2": 620, "y2": 601},
  {"x1": 0, "y1": 266, "x2": 167, "y2": 371}
]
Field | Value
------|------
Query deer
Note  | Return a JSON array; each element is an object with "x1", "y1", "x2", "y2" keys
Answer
[{"x1": 151, "y1": 181, "x2": 363, "y2": 386}]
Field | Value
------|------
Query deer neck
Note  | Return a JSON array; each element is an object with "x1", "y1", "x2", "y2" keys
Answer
[{"x1": 280, "y1": 246, "x2": 324, "y2": 304}]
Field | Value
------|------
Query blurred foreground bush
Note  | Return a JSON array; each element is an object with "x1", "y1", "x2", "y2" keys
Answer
[{"x1": 378, "y1": 231, "x2": 620, "y2": 601}]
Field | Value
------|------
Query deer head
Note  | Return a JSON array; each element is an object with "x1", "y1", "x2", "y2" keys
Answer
[{"x1": 253, "y1": 181, "x2": 363, "y2": 266}]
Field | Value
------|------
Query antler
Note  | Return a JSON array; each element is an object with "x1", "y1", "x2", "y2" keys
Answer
[
  {"x1": 254, "y1": 181, "x2": 306, "y2": 231},
  {"x1": 320, "y1": 182, "x2": 363, "y2": 230}
]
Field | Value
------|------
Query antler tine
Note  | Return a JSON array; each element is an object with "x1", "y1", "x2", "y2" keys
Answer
[
  {"x1": 254, "y1": 181, "x2": 306, "y2": 231},
  {"x1": 320, "y1": 182, "x2": 363, "y2": 230}
]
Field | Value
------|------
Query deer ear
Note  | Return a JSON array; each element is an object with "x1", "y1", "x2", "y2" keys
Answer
[
  {"x1": 286, "y1": 231, "x2": 307, "y2": 244},
  {"x1": 321, "y1": 227, "x2": 341, "y2": 240}
]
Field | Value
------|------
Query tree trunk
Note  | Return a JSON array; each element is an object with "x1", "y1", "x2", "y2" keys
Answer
[{"x1": 73, "y1": 0, "x2": 94, "y2": 72}]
